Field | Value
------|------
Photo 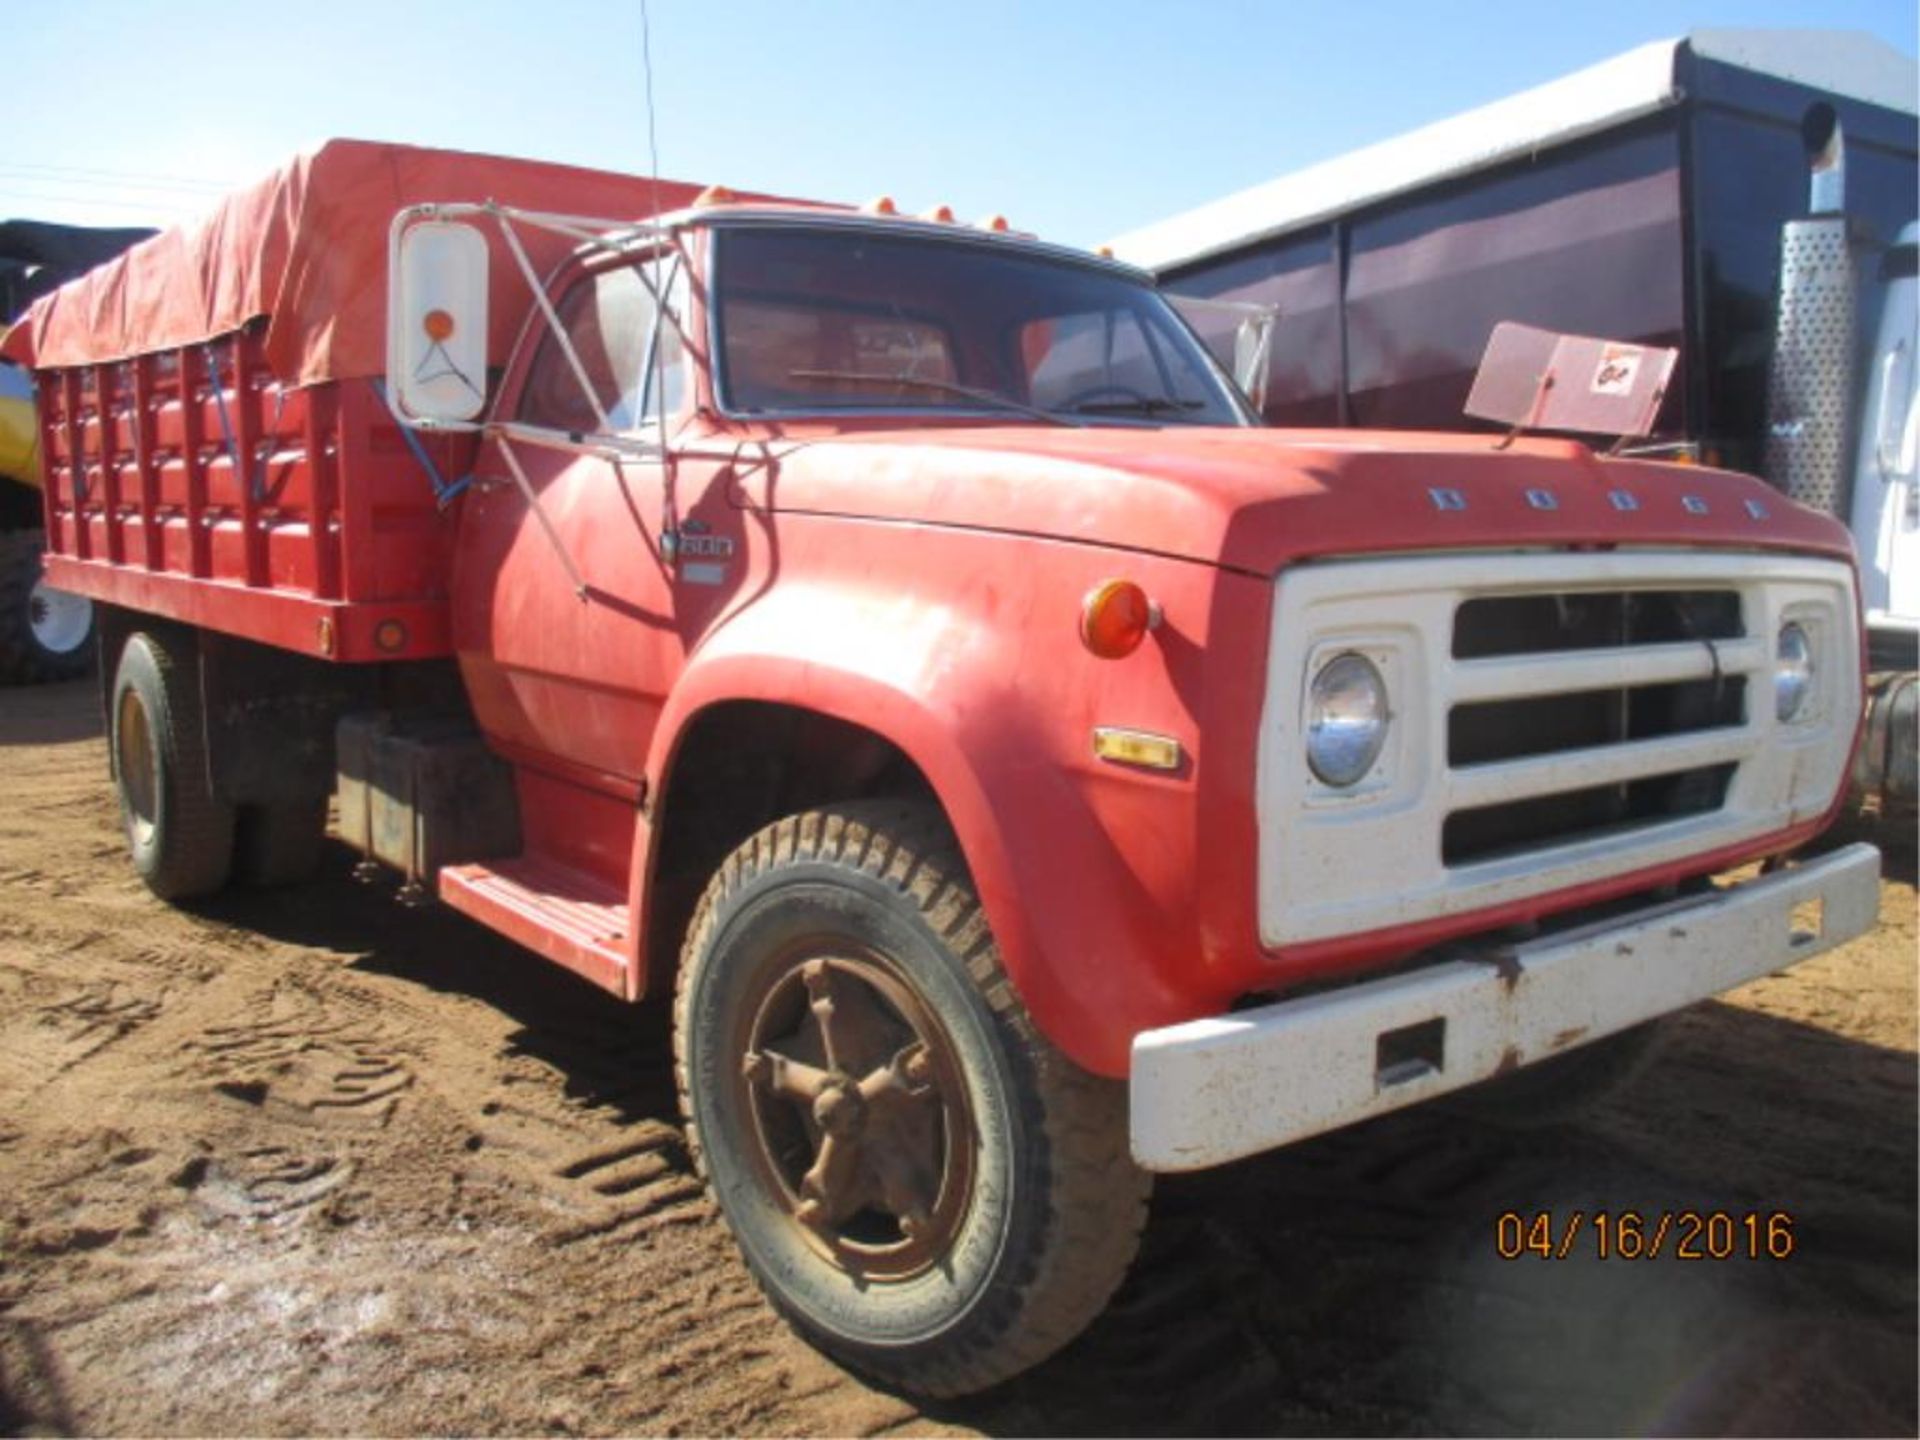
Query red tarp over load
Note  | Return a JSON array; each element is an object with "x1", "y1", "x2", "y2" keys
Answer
[
  {"x1": 19, "y1": 140, "x2": 782, "y2": 665},
  {"x1": 1, "y1": 138, "x2": 718, "y2": 384}
]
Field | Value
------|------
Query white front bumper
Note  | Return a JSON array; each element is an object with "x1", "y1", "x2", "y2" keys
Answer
[{"x1": 1130, "y1": 843, "x2": 1881, "y2": 1172}]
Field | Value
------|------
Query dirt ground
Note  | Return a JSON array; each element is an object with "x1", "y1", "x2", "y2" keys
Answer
[{"x1": 0, "y1": 679, "x2": 1913, "y2": 1438}]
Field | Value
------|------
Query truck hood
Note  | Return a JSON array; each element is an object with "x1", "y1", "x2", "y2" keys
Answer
[{"x1": 741, "y1": 424, "x2": 1856, "y2": 572}]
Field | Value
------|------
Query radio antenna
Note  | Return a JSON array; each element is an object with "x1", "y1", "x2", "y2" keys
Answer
[{"x1": 640, "y1": 0, "x2": 664, "y2": 225}]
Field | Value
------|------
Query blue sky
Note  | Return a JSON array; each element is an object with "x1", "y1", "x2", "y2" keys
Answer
[{"x1": 7, "y1": 1, "x2": 1915, "y2": 248}]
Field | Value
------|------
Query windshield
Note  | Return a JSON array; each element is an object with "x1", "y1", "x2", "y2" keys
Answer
[{"x1": 712, "y1": 224, "x2": 1249, "y2": 426}]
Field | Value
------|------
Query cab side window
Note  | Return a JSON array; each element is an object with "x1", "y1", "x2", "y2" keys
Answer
[{"x1": 516, "y1": 257, "x2": 685, "y2": 433}]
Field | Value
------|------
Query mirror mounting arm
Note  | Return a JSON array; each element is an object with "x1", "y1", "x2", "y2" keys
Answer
[{"x1": 495, "y1": 433, "x2": 590, "y2": 601}]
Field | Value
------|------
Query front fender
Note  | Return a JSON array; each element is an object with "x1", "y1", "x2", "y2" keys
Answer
[{"x1": 637, "y1": 525, "x2": 1272, "y2": 1077}]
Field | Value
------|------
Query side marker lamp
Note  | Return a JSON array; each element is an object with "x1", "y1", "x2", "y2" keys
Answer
[
  {"x1": 1080, "y1": 579, "x2": 1161, "y2": 659},
  {"x1": 1093, "y1": 727, "x2": 1183, "y2": 771}
]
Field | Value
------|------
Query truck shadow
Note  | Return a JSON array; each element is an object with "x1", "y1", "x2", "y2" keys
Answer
[
  {"x1": 198, "y1": 843, "x2": 688, "y2": 1131},
  {"x1": 0, "y1": 680, "x2": 102, "y2": 745},
  {"x1": 0, "y1": 1316, "x2": 80, "y2": 1438},
  {"x1": 939, "y1": 999, "x2": 1918, "y2": 1438},
  {"x1": 199, "y1": 846, "x2": 1917, "y2": 1438}
]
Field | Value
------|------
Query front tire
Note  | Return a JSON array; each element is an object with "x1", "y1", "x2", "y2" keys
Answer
[
  {"x1": 110, "y1": 630, "x2": 235, "y2": 899},
  {"x1": 674, "y1": 800, "x2": 1150, "y2": 1396}
]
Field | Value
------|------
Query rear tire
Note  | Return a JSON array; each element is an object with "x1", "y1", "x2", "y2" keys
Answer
[
  {"x1": 110, "y1": 630, "x2": 235, "y2": 899},
  {"x1": 0, "y1": 530, "x2": 95, "y2": 684},
  {"x1": 234, "y1": 800, "x2": 329, "y2": 887},
  {"x1": 675, "y1": 799, "x2": 1150, "y2": 1397}
]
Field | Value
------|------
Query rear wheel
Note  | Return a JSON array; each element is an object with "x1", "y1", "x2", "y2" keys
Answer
[
  {"x1": 0, "y1": 530, "x2": 95, "y2": 684},
  {"x1": 111, "y1": 630, "x2": 235, "y2": 899},
  {"x1": 675, "y1": 800, "x2": 1150, "y2": 1396}
]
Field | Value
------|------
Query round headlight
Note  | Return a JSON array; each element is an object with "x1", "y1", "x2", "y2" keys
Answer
[
  {"x1": 1775, "y1": 622, "x2": 1814, "y2": 723},
  {"x1": 1307, "y1": 652, "x2": 1389, "y2": 787}
]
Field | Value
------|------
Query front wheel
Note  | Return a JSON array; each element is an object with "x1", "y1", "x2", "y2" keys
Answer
[{"x1": 674, "y1": 800, "x2": 1150, "y2": 1396}]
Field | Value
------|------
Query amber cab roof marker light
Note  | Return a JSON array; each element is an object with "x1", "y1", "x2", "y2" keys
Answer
[{"x1": 862, "y1": 196, "x2": 899, "y2": 216}]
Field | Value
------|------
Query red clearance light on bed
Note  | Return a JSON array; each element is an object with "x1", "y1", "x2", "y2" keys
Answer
[
  {"x1": 423, "y1": 308, "x2": 455, "y2": 340},
  {"x1": 1080, "y1": 579, "x2": 1160, "y2": 659}
]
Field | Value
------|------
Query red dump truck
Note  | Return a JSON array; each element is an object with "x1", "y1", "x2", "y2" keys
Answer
[{"x1": 7, "y1": 139, "x2": 1880, "y2": 1394}]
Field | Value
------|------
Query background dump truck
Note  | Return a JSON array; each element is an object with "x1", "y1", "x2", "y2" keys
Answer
[
  {"x1": 1117, "y1": 29, "x2": 1919, "y2": 825},
  {"x1": 8, "y1": 138, "x2": 1880, "y2": 1395},
  {"x1": 1, "y1": 219, "x2": 155, "y2": 682}
]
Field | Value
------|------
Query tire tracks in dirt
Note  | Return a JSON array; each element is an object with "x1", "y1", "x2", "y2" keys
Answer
[{"x1": 1, "y1": 680, "x2": 1913, "y2": 1436}]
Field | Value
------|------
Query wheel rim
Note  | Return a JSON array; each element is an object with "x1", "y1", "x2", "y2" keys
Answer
[
  {"x1": 116, "y1": 687, "x2": 159, "y2": 848},
  {"x1": 732, "y1": 945, "x2": 978, "y2": 1282},
  {"x1": 27, "y1": 579, "x2": 92, "y2": 656}
]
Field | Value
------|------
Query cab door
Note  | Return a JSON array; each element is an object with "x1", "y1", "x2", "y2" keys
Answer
[{"x1": 452, "y1": 246, "x2": 741, "y2": 791}]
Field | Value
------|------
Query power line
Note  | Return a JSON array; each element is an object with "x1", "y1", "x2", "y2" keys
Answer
[
  {"x1": 0, "y1": 186, "x2": 197, "y2": 216},
  {"x1": 0, "y1": 169, "x2": 228, "y2": 200},
  {"x1": 0, "y1": 160, "x2": 231, "y2": 191}
]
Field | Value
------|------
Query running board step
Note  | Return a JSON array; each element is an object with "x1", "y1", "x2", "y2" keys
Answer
[{"x1": 439, "y1": 856, "x2": 630, "y2": 995}]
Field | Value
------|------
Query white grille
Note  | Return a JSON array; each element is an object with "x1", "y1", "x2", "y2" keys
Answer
[{"x1": 1256, "y1": 551, "x2": 1859, "y2": 948}]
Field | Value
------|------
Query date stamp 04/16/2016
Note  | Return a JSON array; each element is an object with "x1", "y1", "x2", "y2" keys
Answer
[{"x1": 1494, "y1": 1210, "x2": 1797, "y2": 1262}]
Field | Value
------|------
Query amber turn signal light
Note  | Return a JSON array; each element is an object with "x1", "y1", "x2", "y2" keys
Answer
[{"x1": 1080, "y1": 579, "x2": 1160, "y2": 659}]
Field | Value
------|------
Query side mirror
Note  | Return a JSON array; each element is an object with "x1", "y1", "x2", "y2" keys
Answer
[
  {"x1": 1229, "y1": 311, "x2": 1273, "y2": 412},
  {"x1": 1166, "y1": 293, "x2": 1275, "y2": 412},
  {"x1": 386, "y1": 215, "x2": 490, "y2": 425}
]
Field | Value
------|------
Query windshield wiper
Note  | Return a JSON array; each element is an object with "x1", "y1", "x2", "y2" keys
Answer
[
  {"x1": 1067, "y1": 396, "x2": 1207, "y2": 418},
  {"x1": 787, "y1": 369, "x2": 1081, "y2": 427}
]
